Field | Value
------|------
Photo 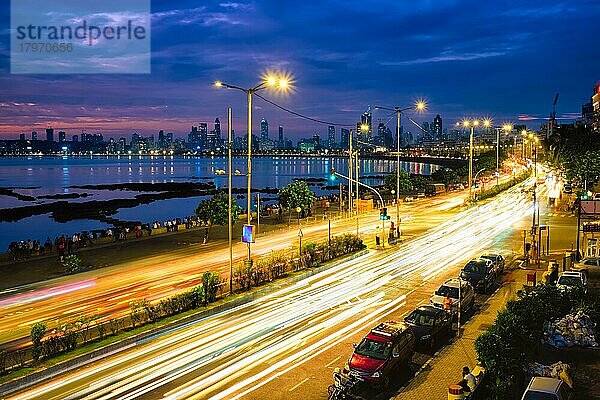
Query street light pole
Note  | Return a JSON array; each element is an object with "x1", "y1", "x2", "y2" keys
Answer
[
  {"x1": 396, "y1": 109, "x2": 401, "y2": 238},
  {"x1": 214, "y1": 73, "x2": 291, "y2": 267},
  {"x1": 496, "y1": 128, "x2": 500, "y2": 186},
  {"x1": 374, "y1": 101, "x2": 426, "y2": 237},
  {"x1": 469, "y1": 124, "x2": 475, "y2": 201},
  {"x1": 348, "y1": 129, "x2": 353, "y2": 217},
  {"x1": 227, "y1": 107, "x2": 233, "y2": 296}
]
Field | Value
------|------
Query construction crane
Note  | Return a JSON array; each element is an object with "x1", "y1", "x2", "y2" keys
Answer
[{"x1": 547, "y1": 93, "x2": 559, "y2": 139}]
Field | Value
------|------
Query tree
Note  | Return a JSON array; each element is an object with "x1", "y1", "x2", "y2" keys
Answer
[
  {"x1": 62, "y1": 254, "x2": 82, "y2": 274},
  {"x1": 195, "y1": 191, "x2": 242, "y2": 240},
  {"x1": 431, "y1": 168, "x2": 459, "y2": 186},
  {"x1": 278, "y1": 181, "x2": 316, "y2": 216},
  {"x1": 30, "y1": 322, "x2": 46, "y2": 362},
  {"x1": 384, "y1": 170, "x2": 412, "y2": 194},
  {"x1": 410, "y1": 175, "x2": 430, "y2": 192}
]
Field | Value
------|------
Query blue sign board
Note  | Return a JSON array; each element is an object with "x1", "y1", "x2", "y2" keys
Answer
[{"x1": 242, "y1": 224, "x2": 255, "y2": 243}]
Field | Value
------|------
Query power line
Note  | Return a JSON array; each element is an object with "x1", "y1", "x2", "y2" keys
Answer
[{"x1": 254, "y1": 93, "x2": 355, "y2": 127}]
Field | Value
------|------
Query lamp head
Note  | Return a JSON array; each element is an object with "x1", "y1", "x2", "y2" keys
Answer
[
  {"x1": 214, "y1": 81, "x2": 223, "y2": 87},
  {"x1": 415, "y1": 100, "x2": 426, "y2": 111}
]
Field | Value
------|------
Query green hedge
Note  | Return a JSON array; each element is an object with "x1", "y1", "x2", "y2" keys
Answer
[{"x1": 474, "y1": 284, "x2": 596, "y2": 399}]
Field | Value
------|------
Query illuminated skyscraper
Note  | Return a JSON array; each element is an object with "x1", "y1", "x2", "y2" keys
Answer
[
  {"x1": 433, "y1": 114, "x2": 442, "y2": 141},
  {"x1": 327, "y1": 125, "x2": 335, "y2": 148},
  {"x1": 260, "y1": 118, "x2": 269, "y2": 140}
]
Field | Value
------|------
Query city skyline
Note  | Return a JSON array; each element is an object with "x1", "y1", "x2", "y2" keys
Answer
[{"x1": 1, "y1": 1, "x2": 599, "y2": 139}]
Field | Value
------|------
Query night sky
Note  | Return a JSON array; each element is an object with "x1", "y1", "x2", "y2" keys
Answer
[{"x1": 0, "y1": 1, "x2": 599, "y2": 140}]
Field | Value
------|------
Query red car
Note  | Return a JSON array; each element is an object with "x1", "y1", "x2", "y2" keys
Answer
[{"x1": 345, "y1": 321, "x2": 415, "y2": 389}]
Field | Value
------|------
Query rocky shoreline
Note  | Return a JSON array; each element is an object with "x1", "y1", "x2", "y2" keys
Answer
[{"x1": 0, "y1": 182, "x2": 282, "y2": 224}]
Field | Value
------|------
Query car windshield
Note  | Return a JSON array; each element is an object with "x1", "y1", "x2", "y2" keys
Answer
[
  {"x1": 557, "y1": 276, "x2": 582, "y2": 286},
  {"x1": 405, "y1": 310, "x2": 435, "y2": 326},
  {"x1": 354, "y1": 338, "x2": 392, "y2": 360},
  {"x1": 522, "y1": 391, "x2": 559, "y2": 400},
  {"x1": 481, "y1": 255, "x2": 496, "y2": 263},
  {"x1": 435, "y1": 285, "x2": 459, "y2": 299},
  {"x1": 463, "y1": 261, "x2": 488, "y2": 274}
]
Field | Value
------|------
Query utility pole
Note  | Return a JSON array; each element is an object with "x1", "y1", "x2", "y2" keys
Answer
[
  {"x1": 227, "y1": 107, "x2": 233, "y2": 296},
  {"x1": 348, "y1": 129, "x2": 353, "y2": 217}
]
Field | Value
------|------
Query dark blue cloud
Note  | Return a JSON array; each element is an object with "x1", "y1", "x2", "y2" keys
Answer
[{"x1": 0, "y1": 0, "x2": 599, "y2": 138}]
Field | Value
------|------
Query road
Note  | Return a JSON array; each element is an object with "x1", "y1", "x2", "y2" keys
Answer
[
  {"x1": 0, "y1": 188, "x2": 468, "y2": 349},
  {"x1": 5, "y1": 179, "x2": 542, "y2": 400}
]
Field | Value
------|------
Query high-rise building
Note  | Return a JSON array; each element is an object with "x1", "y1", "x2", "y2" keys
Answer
[
  {"x1": 206, "y1": 118, "x2": 221, "y2": 149},
  {"x1": 433, "y1": 115, "x2": 442, "y2": 141},
  {"x1": 19, "y1": 133, "x2": 25, "y2": 141},
  {"x1": 188, "y1": 126, "x2": 199, "y2": 148},
  {"x1": 313, "y1": 134, "x2": 320, "y2": 149},
  {"x1": 214, "y1": 118, "x2": 221, "y2": 143},
  {"x1": 421, "y1": 122, "x2": 431, "y2": 141},
  {"x1": 340, "y1": 128, "x2": 350, "y2": 149},
  {"x1": 260, "y1": 118, "x2": 269, "y2": 141},
  {"x1": 166, "y1": 132, "x2": 173, "y2": 148},
  {"x1": 278, "y1": 125, "x2": 284, "y2": 146},
  {"x1": 45, "y1": 128, "x2": 54, "y2": 142},
  {"x1": 58, "y1": 131, "x2": 66, "y2": 142},
  {"x1": 358, "y1": 108, "x2": 373, "y2": 144},
  {"x1": 199, "y1": 123, "x2": 208, "y2": 149},
  {"x1": 376, "y1": 123, "x2": 393, "y2": 148},
  {"x1": 592, "y1": 82, "x2": 600, "y2": 133},
  {"x1": 31, "y1": 131, "x2": 37, "y2": 141},
  {"x1": 158, "y1": 130, "x2": 165, "y2": 149},
  {"x1": 118, "y1": 137, "x2": 126, "y2": 152},
  {"x1": 72, "y1": 135, "x2": 79, "y2": 142},
  {"x1": 327, "y1": 125, "x2": 335, "y2": 148}
]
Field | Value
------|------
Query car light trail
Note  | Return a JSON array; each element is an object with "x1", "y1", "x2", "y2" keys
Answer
[{"x1": 5, "y1": 182, "x2": 539, "y2": 400}]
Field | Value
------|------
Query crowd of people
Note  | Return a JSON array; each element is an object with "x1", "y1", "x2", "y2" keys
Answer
[
  {"x1": 5, "y1": 215, "x2": 203, "y2": 262},
  {"x1": 5, "y1": 194, "x2": 342, "y2": 263}
]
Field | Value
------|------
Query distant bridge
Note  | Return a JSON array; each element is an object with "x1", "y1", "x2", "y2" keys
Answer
[{"x1": 361, "y1": 154, "x2": 468, "y2": 170}]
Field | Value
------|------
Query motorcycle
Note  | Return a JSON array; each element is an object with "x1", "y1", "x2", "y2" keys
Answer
[{"x1": 327, "y1": 368, "x2": 359, "y2": 400}]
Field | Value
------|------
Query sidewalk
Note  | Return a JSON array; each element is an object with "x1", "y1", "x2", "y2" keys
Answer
[{"x1": 393, "y1": 266, "x2": 528, "y2": 400}]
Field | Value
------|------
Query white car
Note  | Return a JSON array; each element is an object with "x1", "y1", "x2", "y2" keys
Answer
[
  {"x1": 430, "y1": 278, "x2": 475, "y2": 315},
  {"x1": 521, "y1": 377, "x2": 572, "y2": 400},
  {"x1": 556, "y1": 271, "x2": 587, "y2": 293}
]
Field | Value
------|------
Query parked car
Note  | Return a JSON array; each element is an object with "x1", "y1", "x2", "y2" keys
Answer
[
  {"x1": 345, "y1": 321, "x2": 415, "y2": 389},
  {"x1": 430, "y1": 278, "x2": 475, "y2": 316},
  {"x1": 556, "y1": 271, "x2": 587, "y2": 294},
  {"x1": 480, "y1": 253, "x2": 505, "y2": 275},
  {"x1": 404, "y1": 195, "x2": 415, "y2": 202},
  {"x1": 403, "y1": 305, "x2": 451, "y2": 349},
  {"x1": 593, "y1": 193, "x2": 600, "y2": 200},
  {"x1": 573, "y1": 257, "x2": 600, "y2": 277},
  {"x1": 521, "y1": 377, "x2": 573, "y2": 400},
  {"x1": 460, "y1": 258, "x2": 495, "y2": 293}
]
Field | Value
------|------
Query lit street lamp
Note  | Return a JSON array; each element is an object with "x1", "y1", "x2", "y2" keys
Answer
[
  {"x1": 374, "y1": 100, "x2": 426, "y2": 238},
  {"x1": 462, "y1": 119, "x2": 480, "y2": 202},
  {"x1": 215, "y1": 72, "x2": 292, "y2": 266}
]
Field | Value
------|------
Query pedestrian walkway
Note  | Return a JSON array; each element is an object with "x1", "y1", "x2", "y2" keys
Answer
[{"x1": 393, "y1": 267, "x2": 528, "y2": 400}]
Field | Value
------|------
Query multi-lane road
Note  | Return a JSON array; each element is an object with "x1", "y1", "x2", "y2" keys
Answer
[
  {"x1": 0, "y1": 188, "x2": 466, "y2": 350},
  {"x1": 4, "y1": 180, "x2": 541, "y2": 399}
]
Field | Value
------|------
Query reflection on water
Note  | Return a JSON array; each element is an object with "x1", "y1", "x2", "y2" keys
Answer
[{"x1": 0, "y1": 156, "x2": 440, "y2": 249}]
